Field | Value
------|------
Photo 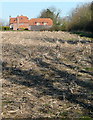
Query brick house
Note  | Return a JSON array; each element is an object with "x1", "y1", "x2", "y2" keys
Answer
[
  {"x1": 9, "y1": 15, "x2": 53, "y2": 30},
  {"x1": 9, "y1": 15, "x2": 29, "y2": 30}
]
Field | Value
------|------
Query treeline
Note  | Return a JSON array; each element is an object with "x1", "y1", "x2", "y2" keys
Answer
[
  {"x1": 62, "y1": 2, "x2": 93, "y2": 32},
  {"x1": 39, "y1": 2, "x2": 93, "y2": 32}
]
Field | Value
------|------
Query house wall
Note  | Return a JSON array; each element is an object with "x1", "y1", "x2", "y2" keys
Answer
[
  {"x1": 19, "y1": 23, "x2": 29, "y2": 26},
  {"x1": 28, "y1": 26, "x2": 31, "y2": 30},
  {"x1": 18, "y1": 23, "x2": 29, "y2": 30},
  {"x1": 12, "y1": 23, "x2": 29, "y2": 30},
  {"x1": 13, "y1": 23, "x2": 18, "y2": 30},
  {"x1": 30, "y1": 25, "x2": 52, "y2": 31}
]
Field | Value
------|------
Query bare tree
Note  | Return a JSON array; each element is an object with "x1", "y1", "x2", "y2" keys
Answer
[
  {"x1": 0, "y1": 18, "x2": 9, "y2": 26},
  {"x1": 38, "y1": 7, "x2": 61, "y2": 26}
]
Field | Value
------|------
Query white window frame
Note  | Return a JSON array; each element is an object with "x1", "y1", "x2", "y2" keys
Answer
[
  {"x1": 36, "y1": 22, "x2": 40, "y2": 26},
  {"x1": 44, "y1": 22, "x2": 47, "y2": 25}
]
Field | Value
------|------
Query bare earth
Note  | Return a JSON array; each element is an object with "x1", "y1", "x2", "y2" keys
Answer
[{"x1": 1, "y1": 31, "x2": 93, "y2": 119}]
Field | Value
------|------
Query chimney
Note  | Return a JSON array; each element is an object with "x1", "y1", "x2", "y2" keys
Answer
[
  {"x1": 9, "y1": 16, "x2": 11, "y2": 25},
  {"x1": 17, "y1": 15, "x2": 19, "y2": 29}
]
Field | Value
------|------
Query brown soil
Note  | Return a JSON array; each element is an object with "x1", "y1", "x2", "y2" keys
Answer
[{"x1": 1, "y1": 31, "x2": 93, "y2": 119}]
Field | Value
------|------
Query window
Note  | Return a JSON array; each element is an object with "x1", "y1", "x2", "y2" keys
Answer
[
  {"x1": 36, "y1": 22, "x2": 40, "y2": 26},
  {"x1": 44, "y1": 22, "x2": 47, "y2": 25}
]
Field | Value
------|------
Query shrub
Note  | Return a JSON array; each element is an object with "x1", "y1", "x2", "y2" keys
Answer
[
  {"x1": 1, "y1": 26, "x2": 10, "y2": 31},
  {"x1": 48, "y1": 25, "x2": 61, "y2": 31},
  {"x1": 0, "y1": 26, "x2": 2, "y2": 31}
]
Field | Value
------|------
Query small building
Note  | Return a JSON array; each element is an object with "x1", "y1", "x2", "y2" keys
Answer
[
  {"x1": 9, "y1": 15, "x2": 53, "y2": 31},
  {"x1": 29, "y1": 18, "x2": 53, "y2": 31}
]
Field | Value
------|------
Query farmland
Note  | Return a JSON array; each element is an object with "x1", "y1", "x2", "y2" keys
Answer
[{"x1": 1, "y1": 31, "x2": 93, "y2": 119}]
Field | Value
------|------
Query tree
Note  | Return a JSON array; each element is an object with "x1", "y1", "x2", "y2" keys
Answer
[
  {"x1": 90, "y1": 2, "x2": 93, "y2": 31},
  {"x1": 63, "y1": 3, "x2": 92, "y2": 32},
  {"x1": 38, "y1": 7, "x2": 61, "y2": 26},
  {"x1": 0, "y1": 18, "x2": 9, "y2": 26},
  {"x1": 91, "y1": 1, "x2": 93, "y2": 20}
]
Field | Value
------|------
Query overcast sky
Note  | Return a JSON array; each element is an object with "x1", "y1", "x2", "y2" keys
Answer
[{"x1": 1, "y1": 1, "x2": 92, "y2": 23}]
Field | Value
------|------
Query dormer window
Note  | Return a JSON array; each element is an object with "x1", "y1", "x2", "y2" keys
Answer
[
  {"x1": 36, "y1": 22, "x2": 40, "y2": 26},
  {"x1": 44, "y1": 22, "x2": 47, "y2": 25}
]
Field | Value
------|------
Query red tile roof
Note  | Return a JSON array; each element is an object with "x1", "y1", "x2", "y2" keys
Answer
[
  {"x1": 29, "y1": 18, "x2": 53, "y2": 26},
  {"x1": 17, "y1": 16, "x2": 29, "y2": 23},
  {"x1": 10, "y1": 16, "x2": 53, "y2": 26},
  {"x1": 10, "y1": 18, "x2": 17, "y2": 24},
  {"x1": 10, "y1": 15, "x2": 29, "y2": 24}
]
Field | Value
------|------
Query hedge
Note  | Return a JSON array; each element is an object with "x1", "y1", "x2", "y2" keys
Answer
[{"x1": 1, "y1": 26, "x2": 10, "y2": 31}]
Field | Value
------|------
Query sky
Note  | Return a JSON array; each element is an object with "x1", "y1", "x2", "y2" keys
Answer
[{"x1": 1, "y1": 1, "x2": 92, "y2": 23}]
